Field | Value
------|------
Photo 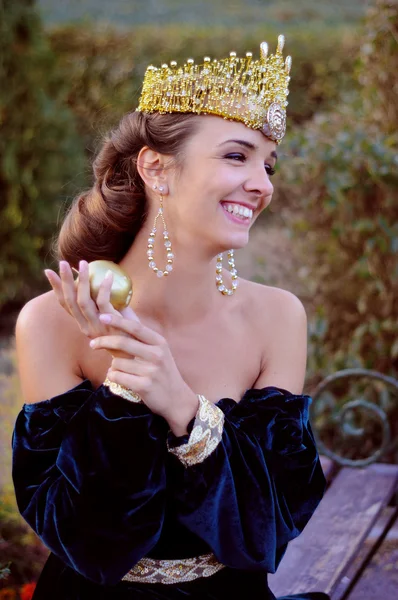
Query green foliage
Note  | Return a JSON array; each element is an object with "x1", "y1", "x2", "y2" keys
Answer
[
  {"x1": 0, "y1": 342, "x2": 20, "y2": 493},
  {"x1": 0, "y1": 491, "x2": 48, "y2": 588},
  {"x1": 37, "y1": 0, "x2": 368, "y2": 28},
  {"x1": 0, "y1": 0, "x2": 85, "y2": 310},
  {"x1": 279, "y1": 0, "x2": 398, "y2": 387},
  {"x1": 358, "y1": 0, "x2": 398, "y2": 135},
  {"x1": 282, "y1": 115, "x2": 398, "y2": 380}
]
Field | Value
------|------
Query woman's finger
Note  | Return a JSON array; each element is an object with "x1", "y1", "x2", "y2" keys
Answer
[
  {"x1": 95, "y1": 271, "x2": 120, "y2": 315},
  {"x1": 76, "y1": 260, "x2": 101, "y2": 321},
  {"x1": 111, "y1": 357, "x2": 152, "y2": 377},
  {"x1": 90, "y1": 334, "x2": 161, "y2": 362},
  {"x1": 59, "y1": 261, "x2": 89, "y2": 330},
  {"x1": 44, "y1": 270, "x2": 68, "y2": 310},
  {"x1": 107, "y1": 370, "x2": 150, "y2": 396},
  {"x1": 98, "y1": 313, "x2": 162, "y2": 346},
  {"x1": 120, "y1": 306, "x2": 141, "y2": 322}
]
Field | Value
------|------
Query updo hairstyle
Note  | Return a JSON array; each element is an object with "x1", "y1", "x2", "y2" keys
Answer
[{"x1": 56, "y1": 111, "x2": 198, "y2": 267}]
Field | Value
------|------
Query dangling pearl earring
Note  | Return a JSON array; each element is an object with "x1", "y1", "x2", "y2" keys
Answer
[
  {"x1": 216, "y1": 250, "x2": 238, "y2": 295},
  {"x1": 147, "y1": 186, "x2": 174, "y2": 278}
]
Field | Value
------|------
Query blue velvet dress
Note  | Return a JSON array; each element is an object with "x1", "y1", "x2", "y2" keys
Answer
[{"x1": 12, "y1": 379, "x2": 328, "y2": 599}]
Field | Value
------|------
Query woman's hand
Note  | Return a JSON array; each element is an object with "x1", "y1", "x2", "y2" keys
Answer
[
  {"x1": 44, "y1": 260, "x2": 137, "y2": 358},
  {"x1": 91, "y1": 313, "x2": 199, "y2": 434}
]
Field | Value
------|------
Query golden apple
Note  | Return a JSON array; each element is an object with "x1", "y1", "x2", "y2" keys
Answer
[{"x1": 87, "y1": 260, "x2": 133, "y2": 310}]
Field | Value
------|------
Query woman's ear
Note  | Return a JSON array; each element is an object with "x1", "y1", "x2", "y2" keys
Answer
[{"x1": 136, "y1": 146, "x2": 169, "y2": 194}]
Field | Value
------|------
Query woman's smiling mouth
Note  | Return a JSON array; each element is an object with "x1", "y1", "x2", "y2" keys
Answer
[{"x1": 220, "y1": 201, "x2": 253, "y2": 224}]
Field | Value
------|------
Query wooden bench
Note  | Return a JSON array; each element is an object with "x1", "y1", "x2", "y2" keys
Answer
[{"x1": 269, "y1": 368, "x2": 398, "y2": 600}]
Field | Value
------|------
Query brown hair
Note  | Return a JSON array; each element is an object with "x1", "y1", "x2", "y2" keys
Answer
[{"x1": 56, "y1": 111, "x2": 198, "y2": 267}]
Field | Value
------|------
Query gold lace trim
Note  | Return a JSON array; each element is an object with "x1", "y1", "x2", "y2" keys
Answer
[
  {"x1": 121, "y1": 552, "x2": 225, "y2": 584},
  {"x1": 167, "y1": 394, "x2": 224, "y2": 467},
  {"x1": 103, "y1": 377, "x2": 143, "y2": 403}
]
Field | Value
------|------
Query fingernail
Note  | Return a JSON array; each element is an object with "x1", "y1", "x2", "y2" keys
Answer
[
  {"x1": 79, "y1": 260, "x2": 87, "y2": 271},
  {"x1": 99, "y1": 314, "x2": 112, "y2": 324},
  {"x1": 44, "y1": 269, "x2": 52, "y2": 279},
  {"x1": 59, "y1": 261, "x2": 68, "y2": 273},
  {"x1": 89, "y1": 339, "x2": 97, "y2": 348}
]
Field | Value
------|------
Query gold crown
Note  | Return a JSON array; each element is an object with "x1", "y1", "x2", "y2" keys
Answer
[{"x1": 137, "y1": 35, "x2": 291, "y2": 144}]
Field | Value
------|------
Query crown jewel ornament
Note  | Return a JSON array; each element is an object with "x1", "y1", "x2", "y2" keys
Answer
[{"x1": 137, "y1": 35, "x2": 291, "y2": 144}]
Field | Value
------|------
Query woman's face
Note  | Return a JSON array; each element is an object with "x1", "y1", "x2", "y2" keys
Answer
[{"x1": 167, "y1": 115, "x2": 277, "y2": 254}]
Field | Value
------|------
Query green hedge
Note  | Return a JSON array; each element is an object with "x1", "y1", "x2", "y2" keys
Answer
[
  {"x1": 358, "y1": 0, "x2": 398, "y2": 136},
  {"x1": 282, "y1": 115, "x2": 398, "y2": 379},
  {"x1": 0, "y1": 0, "x2": 85, "y2": 310},
  {"x1": 277, "y1": 0, "x2": 398, "y2": 391}
]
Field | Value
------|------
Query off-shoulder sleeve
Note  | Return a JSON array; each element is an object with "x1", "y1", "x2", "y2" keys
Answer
[
  {"x1": 12, "y1": 380, "x2": 169, "y2": 585},
  {"x1": 167, "y1": 386, "x2": 326, "y2": 573}
]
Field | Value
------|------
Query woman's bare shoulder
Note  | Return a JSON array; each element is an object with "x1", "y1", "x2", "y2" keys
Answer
[
  {"x1": 18, "y1": 290, "x2": 73, "y2": 326},
  {"x1": 16, "y1": 291, "x2": 85, "y2": 404},
  {"x1": 239, "y1": 279, "x2": 308, "y2": 393},
  {"x1": 239, "y1": 278, "x2": 305, "y2": 320}
]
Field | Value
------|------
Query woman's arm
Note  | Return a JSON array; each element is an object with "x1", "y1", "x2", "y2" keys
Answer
[
  {"x1": 16, "y1": 292, "x2": 85, "y2": 404},
  {"x1": 252, "y1": 289, "x2": 309, "y2": 394},
  {"x1": 168, "y1": 389, "x2": 325, "y2": 572},
  {"x1": 43, "y1": 260, "x2": 199, "y2": 435},
  {"x1": 13, "y1": 294, "x2": 168, "y2": 585},
  {"x1": 166, "y1": 291, "x2": 326, "y2": 573}
]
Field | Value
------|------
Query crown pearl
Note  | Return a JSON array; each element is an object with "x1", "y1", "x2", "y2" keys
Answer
[
  {"x1": 204, "y1": 56, "x2": 211, "y2": 62},
  {"x1": 187, "y1": 58, "x2": 194, "y2": 65},
  {"x1": 161, "y1": 63, "x2": 168, "y2": 69},
  {"x1": 170, "y1": 60, "x2": 177, "y2": 67},
  {"x1": 260, "y1": 42, "x2": 268, "y2": 60},
  {"x1": 285, "y1": 56, "x2": 292, "y2": 74},
  {"x1": 246, "y1": 52, "x2": 253, "y2": 58},
  {"x1": 229, "y1": 51, "x2": 237, "y2": 58},
  {"x1": 277, "y1": 35, "x2": 285, "y2": 53}
]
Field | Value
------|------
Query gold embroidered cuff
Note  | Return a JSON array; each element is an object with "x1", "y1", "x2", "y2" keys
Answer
[
  {"x1": 167, "y1": 395, "x2": 224, "y2": 467},
  {"x1": 121, "y1": 552, "x2": 224, "y2": 584},
  {"x1": 103, "y1": 377, "x2": 143, "y2": 403}
]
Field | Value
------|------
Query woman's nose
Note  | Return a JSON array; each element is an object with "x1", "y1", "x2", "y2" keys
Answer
[{"x1": 243, "y1": 166, "x2": 274, "y2": 198}]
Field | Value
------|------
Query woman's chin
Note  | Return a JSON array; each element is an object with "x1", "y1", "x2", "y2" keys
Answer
[{"x1": 218, "y1": 232, "x2": 250, "y2": 252}]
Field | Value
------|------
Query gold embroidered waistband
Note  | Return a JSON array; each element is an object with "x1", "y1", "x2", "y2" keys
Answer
[{"x1": 121, "y1": 552, "x2": 225, "y2": 585}]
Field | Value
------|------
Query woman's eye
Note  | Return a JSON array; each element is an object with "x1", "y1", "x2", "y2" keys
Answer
[
  {"x1": 224, "y1": 154, "x2": 276, "y2": 176},
  {"x1": 225, "y1": 153, "x2": 246, "y2": 162},
  {"x1": 265, "y1": 165, "x2": 276, "y2": 177}
]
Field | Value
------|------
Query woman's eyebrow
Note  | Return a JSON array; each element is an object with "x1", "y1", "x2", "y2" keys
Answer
[
  {"x1": 217, "y1": 139, "x2": 257, "y2": 150},
  {"x1": 217, "y1": 139, "x2": 278, "y2": 161}
]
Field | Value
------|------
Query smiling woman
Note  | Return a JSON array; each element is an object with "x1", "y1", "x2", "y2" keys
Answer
[{"x1": 12, "y1": 35, "x2": 327, "y2": 600}]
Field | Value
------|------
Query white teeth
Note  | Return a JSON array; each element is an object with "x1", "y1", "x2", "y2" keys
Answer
[{"x1": 222, "y1": 203, "x2": 253, "y2": 220}]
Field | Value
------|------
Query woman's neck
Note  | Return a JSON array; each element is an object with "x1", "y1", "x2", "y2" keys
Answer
[{"x1": 119, "y1": 229, "x2": 228, "y2": 330}]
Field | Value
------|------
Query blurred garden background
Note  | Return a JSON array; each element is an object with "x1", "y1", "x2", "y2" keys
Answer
[{"x1": 0, "y1": 0, "x2": 397, "y2": 596}]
